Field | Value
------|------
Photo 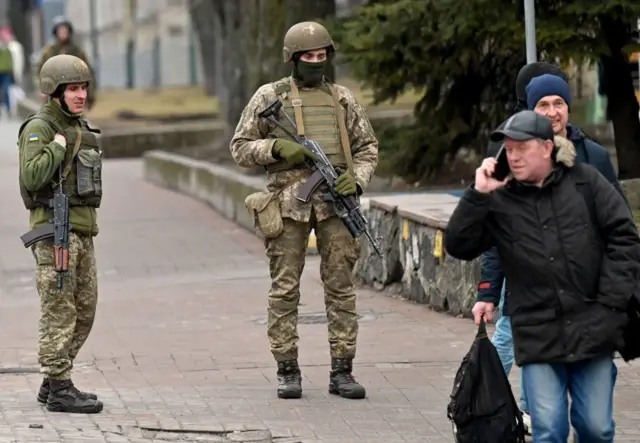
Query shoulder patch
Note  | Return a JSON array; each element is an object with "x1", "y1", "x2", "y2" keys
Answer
[{"x1": 27, "y1": 134, "x2": 40, "y2": 142}]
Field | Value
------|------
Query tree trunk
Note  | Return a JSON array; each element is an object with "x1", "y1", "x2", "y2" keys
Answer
[
  {"x1": 284, "y1": 0, "x2": 337, "y2": 81},
  {"x1": 244, "y1": 0, "x2": 289, "y2": 92},
  {"x1": 8, "y1": 0, "x2": 33, "y2": 89},
  {"x1": 601, "y1": 17, "x2": 640, "y2": 179},
  {"x1": 188, "y1": 0, "x2": 217, "y2": 95}
]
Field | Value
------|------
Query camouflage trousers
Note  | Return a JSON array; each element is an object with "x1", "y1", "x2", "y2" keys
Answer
[
  {"x1": 31, "y1": 232, "x2": 98, "y2": 380},
  {"x1": 265, "y1": 214, "x2": 361, "y2": 362}
]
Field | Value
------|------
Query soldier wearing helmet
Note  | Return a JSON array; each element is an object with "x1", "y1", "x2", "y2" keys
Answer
[
  {"x1": 34, "y1": 17, "x2": 96, "y2": 109},
  {"x1": 18, "y1": 54, "x2": 104, "y2": 414},
  {"x1": 230, "y1": 21, "x2": 379, "y2": 401}
]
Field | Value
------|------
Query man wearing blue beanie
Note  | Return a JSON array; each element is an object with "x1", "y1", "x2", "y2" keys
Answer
[{"x1": 526, "y1": 73, "x2": 621, "y2": 191}]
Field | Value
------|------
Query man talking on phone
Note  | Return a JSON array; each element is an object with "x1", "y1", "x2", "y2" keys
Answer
[
  {"x1": 444, "y1": 110, "x2": 640, "y2": 443},
  {"x1": 476, "y1": 69, "x2": 625, "y2": 434}
]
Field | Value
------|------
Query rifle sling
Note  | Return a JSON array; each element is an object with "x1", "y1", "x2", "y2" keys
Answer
[
  {"x1": 289, "y1": 80, "x2": 306, "y2": 137},
  {"x1": 327, "y1": 83, "x2": 354, "y2": 174}
]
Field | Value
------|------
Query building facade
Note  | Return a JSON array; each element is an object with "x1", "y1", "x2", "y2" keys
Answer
[{"x1": 55, "y1": 0, "x2": 203, "y2": 90}]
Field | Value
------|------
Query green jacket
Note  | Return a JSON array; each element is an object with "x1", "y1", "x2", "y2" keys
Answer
[
  {"x1": 0, "y1": 47, "x2": 13, "y2": 74},
  {"x1": 18, "y1": 101, "x2": 99, "y2": 236}
]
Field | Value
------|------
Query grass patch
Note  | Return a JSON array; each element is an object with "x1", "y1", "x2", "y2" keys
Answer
[
  {"x1": 87, "y1": 86, "x2": 219, "y2": 123},
  {"x1": 634, "y1": 210, "x2": 640, "y2": 227},
  {"x1": 86, "y1": 77, "x2": 420, "y2": 125},
  {"x1": 337, "y1": 77, "x2": 421, "y2": 113}
]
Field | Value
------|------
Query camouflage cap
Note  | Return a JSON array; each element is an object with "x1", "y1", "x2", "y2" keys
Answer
[
  {"x1": 283, "y1": 21, "x2": 336, "y2": 63},
  {"x1": 39, "y1": 54, "x2": 92, "y2": 95}
]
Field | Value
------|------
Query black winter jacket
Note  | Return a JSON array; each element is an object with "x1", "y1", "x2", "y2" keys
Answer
[{"x1": 445, "y1": 137, "x2": 640, "y2": 366}]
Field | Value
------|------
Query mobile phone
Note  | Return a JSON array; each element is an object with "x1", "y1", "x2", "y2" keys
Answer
[{"x1": 492, "y1": 144, "x2": 510, "y2": 181}]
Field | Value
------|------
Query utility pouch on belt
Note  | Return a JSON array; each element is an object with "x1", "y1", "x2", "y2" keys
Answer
[{"x1": 244, "y1": 191, "x2": 283, "y2": 239}]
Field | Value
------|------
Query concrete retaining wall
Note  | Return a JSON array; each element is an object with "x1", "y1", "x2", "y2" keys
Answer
[
  {"x1": 142, "y1": 151, "x2": 321, "y2": 253},
  {"x1": 16, "y1": 97, "x2": 225, "y2": 159},
  {"x1": 141, "y1": 148, "x2": 640, "y2": 319},
  {"x1": 143, "y1": 150, "x2": 266, "y2": 233},
  {"x1": 142, "y1": 150, "x2": 479, "y2": 316},
  {"x1": 354, "y1": 194, "x2": 480, "y2": 318}
]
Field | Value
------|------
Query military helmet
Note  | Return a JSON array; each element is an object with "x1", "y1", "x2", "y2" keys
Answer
[
  {"x1": 39, "y1": 54, "x2": 92, "y2": 95},
  {"x1": 52, "y1": 16, "x2": 73, "y2": 36},
  {"x1": 282, "y1": 21, "x2": 336, "y2": 63}
]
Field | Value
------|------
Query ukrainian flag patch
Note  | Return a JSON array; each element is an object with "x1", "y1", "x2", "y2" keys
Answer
[{"x1": 28, "y1": 134, "x2": 40, "y2": 142}]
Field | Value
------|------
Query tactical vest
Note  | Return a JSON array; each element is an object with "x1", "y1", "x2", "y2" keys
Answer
[
  {"x1": 18, "y1": 111, "x2": 103, "y2": 210},
  {"x1": 266, "y1": 77, "x2": 352, "y2": 173}
]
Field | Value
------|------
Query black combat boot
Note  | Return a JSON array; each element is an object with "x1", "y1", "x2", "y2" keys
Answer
[
  {"x1": 276, "y1": 359, "x2": 302, "y2": 399},
  {"x1": 46, "y1": 379, "x2": 104, "y2": 413},
  {"x1": 37, "y1": 378, "x2": 98, "y2": 404},
  {"x1": 329, "y1": 358, "x2": 366, "y2": 399}
]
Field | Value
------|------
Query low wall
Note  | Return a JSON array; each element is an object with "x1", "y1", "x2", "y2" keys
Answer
[
  {"x1": 100, "y1": 122, "x2": 225, "y2": 159},
  {"x1": 16, "y1": 97, "x2": 225, "y2": 159},
  {"x1": 142, "y1": 151, "x2": 321, "y2": 253},
  {"x1": 143, "y1": 150, "x2": 266, "y2": 233},
  {"x1": 142, "y1": 151, "x2": 480, "y2": 315},
  {"x1": 354, "y1": 194, "x2": 479, "y2": 318},
  {"x1": 142, "y1": 149, "x2": 640, "y2": 319}
]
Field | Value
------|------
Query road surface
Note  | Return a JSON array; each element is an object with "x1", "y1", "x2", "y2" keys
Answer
[{"x1": 0, "y1": 119, "x2": 639, "y2": 442}]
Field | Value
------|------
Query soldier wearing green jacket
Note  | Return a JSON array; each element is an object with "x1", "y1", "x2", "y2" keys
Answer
[{"x1": 18, "y1": 54, "x2": 103, "y2": 414}]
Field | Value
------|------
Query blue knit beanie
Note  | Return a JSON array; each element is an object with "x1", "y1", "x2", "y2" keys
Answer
[{"x1": 525, "y1": 74, "x2": 572, "y2": 110}]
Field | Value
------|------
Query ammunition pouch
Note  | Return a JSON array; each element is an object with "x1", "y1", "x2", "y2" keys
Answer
[
  {"x1": 244, "y1": 191, "x2": 284, "y2": 239},
  {"x1": 76, "y1": 149, "x2": 103, "y2": 198}
]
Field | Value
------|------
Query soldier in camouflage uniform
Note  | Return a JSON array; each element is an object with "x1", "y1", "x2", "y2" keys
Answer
[
  {"x1": 35, "y1": 17, "x2": 96, "y2": 109},
  {"x1": 230, "y1": 21, "x2": 378, "y2": 400},
  {"x1": 18, "y1": 54, "x2": 104, "y2": 414}
]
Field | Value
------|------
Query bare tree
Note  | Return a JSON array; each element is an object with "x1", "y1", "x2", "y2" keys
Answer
[
  {"x1": 8, "y1": 0, "x2": 34, "y2": 91},
  {"x1": 188, "y1": 0, "x2": 217, "y2": 96}
]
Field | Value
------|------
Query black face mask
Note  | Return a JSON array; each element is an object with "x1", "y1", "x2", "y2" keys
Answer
[{"x1": 293, "y1": 60, "x2": 327, "y2": 87}]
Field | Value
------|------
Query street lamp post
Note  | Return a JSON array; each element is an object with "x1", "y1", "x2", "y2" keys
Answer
[{"x1": 524, "y1": 0, "x2": 537, "y2": 63}]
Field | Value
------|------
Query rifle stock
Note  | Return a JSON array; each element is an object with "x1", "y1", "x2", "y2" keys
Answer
[{"x1": 296, "y1": 169, "x2": 325, "y2": 203}]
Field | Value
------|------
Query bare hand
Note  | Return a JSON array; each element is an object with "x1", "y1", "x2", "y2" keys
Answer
[
  {"x1": 472, "y1": 301, "x2": 495, "y2": 325},
  {"x1": 475, "y1": 158, "x2": 509, "y2": 193},
  {"x1": 54, "y1": 133, "x2": 66, "y2": 146}
]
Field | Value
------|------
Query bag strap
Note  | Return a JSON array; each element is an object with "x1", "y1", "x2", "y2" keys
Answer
[
  {"x1": 476, "y1": 316, "x2": 487, "y2": 338},
  {"x1": 328, "y1": 82, "x2": 354, "y2": 174},
  {"x1": 61, "y1": 123, "x2": 83, "y2": 180},
  {"x1": 288, "y1": 79, "x2": 306, "y2": 137}
]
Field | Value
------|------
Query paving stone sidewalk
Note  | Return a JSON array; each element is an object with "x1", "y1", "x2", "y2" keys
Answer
[{"x1": 0, "y1": 121, "x2": 639, "y2": 442}]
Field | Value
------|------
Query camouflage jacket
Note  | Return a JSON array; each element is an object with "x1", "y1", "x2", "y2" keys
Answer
[{"x1": 229, "y1": 77, "x2": 379, "y2": 223}]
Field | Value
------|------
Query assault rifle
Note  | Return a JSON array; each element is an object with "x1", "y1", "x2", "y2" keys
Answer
[
  {"x1": 20, "y1": 166, "x2": 72, "y2": 290},
  {"x1": 258, "y1": 99, "x2": 384, "y2": 257}
]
